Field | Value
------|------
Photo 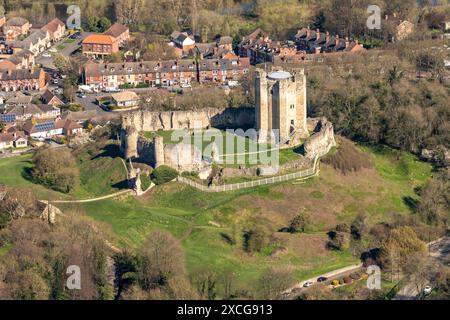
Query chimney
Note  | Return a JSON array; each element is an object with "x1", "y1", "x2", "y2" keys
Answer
[
  {"x1": 335, "y1": 34, "x2": 340, "y2": 46},
  {"x1": 345, "y1": 37, "x2": 350, "y2": 48},
  {"x1": 315, "y1": 47, "x2": 321, "y2": 54},
  {"x1": 326, "y1": 31, "x2": 330, "y2": 43},
  {"x1": 316, "y1": 29, "x2": 320, "y2": 40}
]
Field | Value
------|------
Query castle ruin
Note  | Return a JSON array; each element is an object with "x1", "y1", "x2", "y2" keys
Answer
[{"x1": 255, "y1": 69, "x2": 308, "y2": 143}]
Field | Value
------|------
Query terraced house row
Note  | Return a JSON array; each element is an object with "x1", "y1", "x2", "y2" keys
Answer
[{"x1": 83, "y1": 57, "x2": 250, "y2": 88}]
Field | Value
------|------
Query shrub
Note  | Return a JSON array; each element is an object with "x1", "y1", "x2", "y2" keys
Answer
[
  {"x1": 140, "y1": 172, "x2": 151, "y2": 191},
  {"x1": 31, "y1": 147, "x2": 79, "y2": 193},
  {"x1": 151, "y1": 165, "x2": 178, "y2": 185},
  {"x1": 332, "y1": 279, "x2": 339, "y2": 286},
  {"x1": 343, "y1": 276, "x2": 353, "y2": 284},
  {"x1": 288, "y1": 212, "x2": 312, "y2": 233},
  {"x1": 322, "y1": 137, "x2": 373, "y2": 174}
]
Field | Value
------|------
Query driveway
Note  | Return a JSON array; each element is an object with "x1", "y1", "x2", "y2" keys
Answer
[{"x1": 36, "y1": 32, "x2": 91, "y2": 70}]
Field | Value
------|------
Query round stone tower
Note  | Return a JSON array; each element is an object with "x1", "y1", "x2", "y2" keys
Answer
[
  {"x1": 153, "y1": 135, "x2": 165, "y2": 168},
  {"x1": 123, "y1": 126, "x2": 138, "y2": 159}
]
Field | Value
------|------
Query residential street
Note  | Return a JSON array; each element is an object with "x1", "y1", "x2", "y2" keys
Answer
[{"x1": 282, "y1": 263, "x2": 363, "y2": 299}]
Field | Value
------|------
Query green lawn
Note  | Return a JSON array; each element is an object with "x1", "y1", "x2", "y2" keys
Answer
[
  {"x1": 0, "y1": 142, "x2": 128, "y2": 200},
  {"x1": 0, "y1": 142, "x2": 434, "y2": 296},
  {"x1": 142, "y1": 129, "x2": 302, "y2": 167}
]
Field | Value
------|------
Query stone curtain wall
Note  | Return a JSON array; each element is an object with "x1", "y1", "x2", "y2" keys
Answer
[
  {"x1": 304, "y1": 117, "x2": 336, "y2": 159},
  {"x1": 121, "y1": 107, "x2": 255, "y2": 132}
]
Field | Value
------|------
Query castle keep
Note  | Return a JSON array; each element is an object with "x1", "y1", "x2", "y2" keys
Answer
[
  {"x1": 255, "y1": 68, "x2": 307, "y2": 143},
  {"x1": 121, "y1": 67, "x2": 336, "y2": 175}
]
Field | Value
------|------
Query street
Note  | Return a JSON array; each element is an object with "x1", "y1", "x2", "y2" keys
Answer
[{"x1": 394, "y1": 237, "x2": 450, "y2": 300}]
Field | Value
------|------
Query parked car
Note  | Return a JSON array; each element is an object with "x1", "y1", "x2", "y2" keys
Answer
[
  {"x1": 317, "y1": 277, "x2": 328, "y2": 283},
  {"x1": 303, "y1": 281, "x2": 314, "y2": 288},
  {"x1": 52, "y1": 79, "x2": 59, "y2": 85},
  {"x1": 42, "y1": 52, "x2": 51, "y2": 58},
  {"x1": 77, "y1": 92, "x2": 86, "y2": 98},
  {"x1": 423, "y1": 286, "x2": 432, "y2": 295},
  {"x1": 48, "y1": 48, "x2": 57, "y2": 53}
]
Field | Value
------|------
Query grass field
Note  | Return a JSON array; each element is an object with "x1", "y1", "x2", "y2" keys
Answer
[
  {"x1": 142, "y1": 129, "x2": 302, "y2": 167},
  {"x1": 0, "y1": 142, "x2": 128, "y2": 200},
  {"x1": 0, "y1": 142, "x2": 433, "y2": 295}
]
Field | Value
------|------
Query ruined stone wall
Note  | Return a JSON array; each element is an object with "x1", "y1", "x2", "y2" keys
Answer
[
  {"x1": 121, "y1": 107, "x2": 255, "y2": 132},
  {"x1": 304, "y1": 117, "x2": 336, "y2": 159}
]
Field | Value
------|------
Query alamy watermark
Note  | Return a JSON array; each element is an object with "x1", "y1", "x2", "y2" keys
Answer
[
  {"x1": 367, "y1": 5, "x2": 381, "y2": 30},
  {"x1": 366, "y1": 265, "x2": 381, "y2": 290},
  {"x1": 66, "y1": 265, "x2": 81, "y2": 290}
]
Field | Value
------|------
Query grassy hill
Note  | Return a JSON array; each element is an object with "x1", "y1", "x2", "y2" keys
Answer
[
  {"x1": 0, "y1": 141, "x2": 433, "y2": 294},
  {"x1": 60, "y1": 142, "x2": 432, "y2": 293},
  {"x1": 0, "y1": 142, "x2": 128, "y2": 200}
]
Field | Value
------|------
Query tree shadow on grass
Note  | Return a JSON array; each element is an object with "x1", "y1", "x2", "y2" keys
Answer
[{"x1": 403, "y1": 196, "x2": 419, "y2": 213}]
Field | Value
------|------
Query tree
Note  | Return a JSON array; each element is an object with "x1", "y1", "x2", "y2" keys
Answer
[
  {"x1": 380, "y1": 226, "x2": 427, "y2": 276},
  {"x1": 288, "y1": 212, "x2": 311, "y2": 233},
  {"x1": 243, "y1": 225, "x2": 270, "y2": 253},
  {"x1": 115, "y1": 0, "x2": 144, "y2": 28},
  {"x1": 327, "y1": 230, "x2": 350, "y2": 250},
  {"x1": 257, "y1": 267, "x2": 294, "y2": 299},
  {"x1": 151, "y1": 165, "x2": 178, "y2": 185},
  {"x1": 0, "y1": 121, "x2": 5, "y2": 133},
  {"x1": 136, "y1": 230, "x2": 186, "y2": 290},
  {"x1": 351, "y1": 212, "x2": 367, "y2": 240},
  {"x1": 31, "y1": 147, "x2": 80, "y2": 193},
  {"x1": 63, "y1": 80, "x2": 76, "y2": 103},
  {"x1": 417, "y1": 177, "x2": 449, "y2": 226},
  {"x1": 47, "y1": 3, "x2": 56, "y2": 19},
  {"x1": 192, "y1": 268, "x2": 217, "y2": 300}
]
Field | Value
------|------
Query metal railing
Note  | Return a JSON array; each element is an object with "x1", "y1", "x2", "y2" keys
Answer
[{"x1": 177, "y1": 146, "x2": 332, "y2": 193}]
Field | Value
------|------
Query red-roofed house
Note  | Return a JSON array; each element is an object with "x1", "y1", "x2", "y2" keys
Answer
[{"x1": 82, "y1": 34, "x2": 119, "y2": 58}]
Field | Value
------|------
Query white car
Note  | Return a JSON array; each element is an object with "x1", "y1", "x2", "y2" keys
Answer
[
  {"x1": 42, "y1": 52, "x2": 51, "y2": 58},
  {"x1": 49, "y1": 48, "x2": 57, "y2": 53},
  {"x1": 303, "y1": 281, "x2": 314, "y2": 288},
  {"x1": 423, "y1": 285, "x2": 432, "y2": 295}
]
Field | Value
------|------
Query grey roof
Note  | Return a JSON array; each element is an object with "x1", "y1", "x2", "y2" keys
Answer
[
  {"x1": 6, "y1": 17, "x2": 29, "y2": 27},
  {"x1": 5, "y1": 92, "x2": 33, "y2": 105},
  {"x1": 85, "y1": 60, "x2": 197, "y2": 77},
  {"x1": 0, "y1": 68, "x2": 41, "y2": 81},
  {"x1": 12, "y1": 30, "x2": 48, "y2": 49}
]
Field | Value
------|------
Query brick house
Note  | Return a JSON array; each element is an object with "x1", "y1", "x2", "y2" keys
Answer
[
  {"x1": 170, "y1": 31, "x2": 196, "y2": 53},
  {"x1": 0, "y1": 68, "x2": 46, "y2": 92},
  {"x1": 41, "y1": 18, "x2": 66, "y2": 43},
  {"x1": 103, "y1": 23, "x2": 130, "y2": 47},
  {"x1": 41, "y1": 89, "x2": 64, "y2": 107},
  {"x1": 0, "y1": 49, "x2": 35, "y2": 71},
  {"x1": 294, "y1": 28, "x2": 366, "y2": 55},
  {"x1": 3, "y1": 17, "x2": 32, "y2": 41},
  {"x1": 7, "y1": 30, "x2": 51, "y2": 56},
  {"x1": 82, "y1": 34, "x2": 119, "y2": 58},
  {"x1": 84, "y1": 59, "x2": 198, "y2": 88},
  {"x1": 198, "y1": 57, "x2": 250, "y2": 83}
]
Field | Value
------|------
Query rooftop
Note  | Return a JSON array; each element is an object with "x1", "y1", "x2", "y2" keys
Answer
[{"x1": 267, "y1": 70, "x2": 292, "y2": 80}]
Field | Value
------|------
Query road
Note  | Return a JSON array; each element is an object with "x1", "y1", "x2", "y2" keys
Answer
[
  {"x1": 36, "y1": 32, "x2": 91, "y2": 70},
  {"x1": 282, "y1": 263, "x2": 363, "y2": 299},
  {"x1": 394, "y1": 236, "x2": 450, "y2": 300}
]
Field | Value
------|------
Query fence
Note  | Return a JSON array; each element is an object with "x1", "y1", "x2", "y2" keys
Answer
[{"x1": 178, "y1": 155, "x2": 322, "y2": 193}]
